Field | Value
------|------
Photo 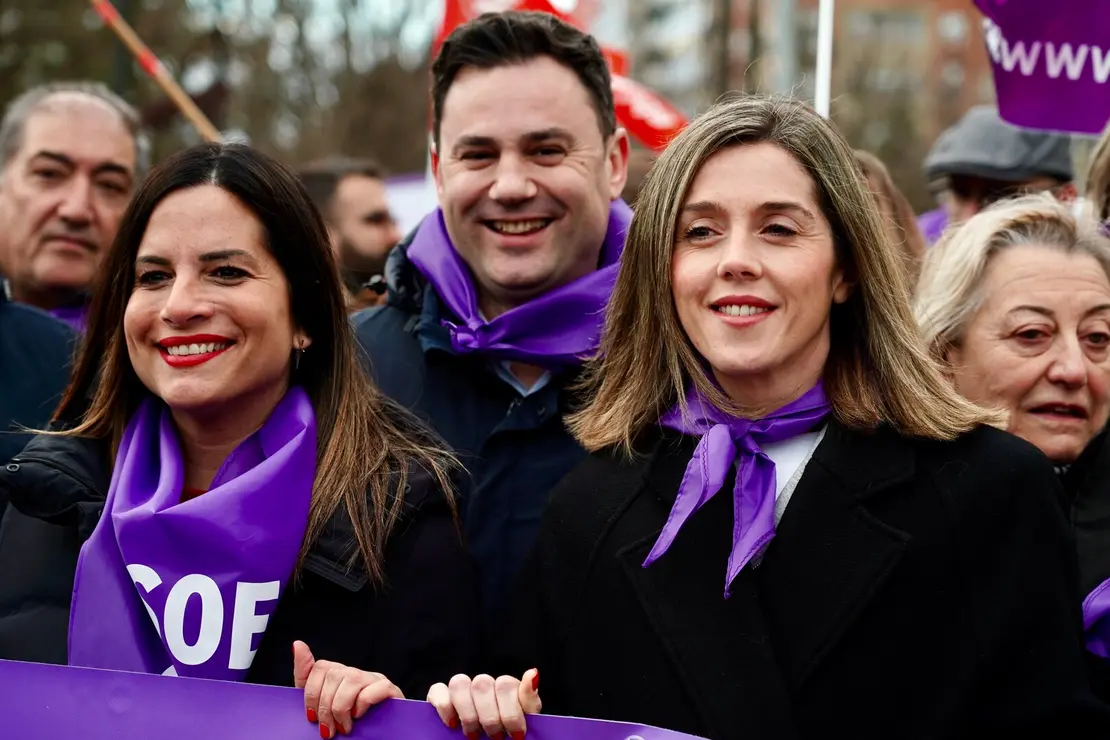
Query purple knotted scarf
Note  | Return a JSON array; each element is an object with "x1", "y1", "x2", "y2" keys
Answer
[
  {"x1": 644, "y1": 383, "x2": 830, "y2": 597},
  {"x1": 1084, "y1": 578, "x2": 1110, "y2": 658},
  {"x1": 406, "y1": 200, "x2": 632, "y2": 369},
  {"x1": 68, "y1": 387, "x2": 316, "y2": 681}
]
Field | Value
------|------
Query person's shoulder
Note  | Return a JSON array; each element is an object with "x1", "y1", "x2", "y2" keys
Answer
[
  {"x1": 0, "y1": 301, "x2": 76, "y2": 352},
  {"x1": 916, "y1": 423, "x2": 1056, "y2": 485},
  {"x1": 545, "y1": 436, "x2": 659, "y2": 524},
  {"x1": 914, "y1": 424, "x2": 1065, "y2": 527}
]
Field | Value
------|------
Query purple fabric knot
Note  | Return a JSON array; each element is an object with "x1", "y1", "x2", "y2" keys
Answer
[
  {"x1": 1084, "y1": 578, "x2": 1110, "y2": 658},
  {"x1": 644, "y1": 383, "x2": 830, "y2": 598},
  {"x1": 408, "y1": 201, "x2": 633, "y2": 369}
]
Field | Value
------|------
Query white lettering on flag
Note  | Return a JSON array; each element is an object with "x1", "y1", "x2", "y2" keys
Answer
[
  {"x1": 1000, "y1": 39, "x2": 1043, "y2": 76},
  {"x1": 1092, "y1": 46, "x2": 1110, "y2": 84},
  {"x1": 1046, "y1": 43, "x2": 1090, "y2": 80}
]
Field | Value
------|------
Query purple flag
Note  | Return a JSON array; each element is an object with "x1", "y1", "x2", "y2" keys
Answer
[
  {"x1": 975, "y1": 0, "x2": 1110, "y2": 135},
  {"x1": 68, "y1": 387, "x2": 316, "y2": 681},
  {"x1": 0, "y1": 660, "x2": 708, "y2": 739},
  {"x1": 406, "y1": 200, "x2": 632, "y2": 369}
]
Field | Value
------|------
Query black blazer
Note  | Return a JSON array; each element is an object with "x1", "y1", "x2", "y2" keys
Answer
[
  {"x1": 504, "y1": 421, "x2": 1110, "y2": 739},
  {"x1": 1062, "y1": 427, "x2": 1110, "y2": 701},
  {"x1": 0, "y1": 429, "x2": 480, "y2": 699}
]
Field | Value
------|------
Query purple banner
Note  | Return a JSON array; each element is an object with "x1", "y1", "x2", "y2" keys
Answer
[
  {"x1": 0, "y1": 660, "x2": 707, "y2": 739},
  {"x1": 975, "y1": 0, "x2": 1110, "y2": 135}
]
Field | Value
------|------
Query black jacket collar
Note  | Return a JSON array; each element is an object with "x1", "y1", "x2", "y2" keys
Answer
[{"x1": 0, "y1": 432, "x2": 411, "y2": 593}]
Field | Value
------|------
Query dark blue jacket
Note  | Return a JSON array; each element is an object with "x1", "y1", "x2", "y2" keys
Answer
[
  {"x1": 0, "y1": 291, "x2": 75, "y2": 517},
  {"x1": 352, "y1": 234, "x2": 589, "y2": 619}
]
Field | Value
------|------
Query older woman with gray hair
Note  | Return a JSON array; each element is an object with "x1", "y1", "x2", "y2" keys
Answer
[{"x1": 916, "y1": 193, "x2": 1110, "y2": 699}]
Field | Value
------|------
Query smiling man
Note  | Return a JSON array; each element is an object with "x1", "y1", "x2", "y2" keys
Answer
[
  {"x1": 353, "y1": 10, "x2": 630, "y2": 620},
  {"x1": 0, "y1": 82, "x2": 147, "y2": 331}
]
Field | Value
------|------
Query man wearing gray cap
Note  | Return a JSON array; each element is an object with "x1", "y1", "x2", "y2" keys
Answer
[{"x1": 925, "y1": 105, "x2": 1076, "y2": 226}]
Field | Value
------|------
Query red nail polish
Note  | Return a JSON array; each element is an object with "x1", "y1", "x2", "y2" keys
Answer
[
  {"x1": 466, "y1": 732, "x2": 480, "y2": 740},
  {"x1": 512, "y1": 733, "x2": 526, "y2": 740},
  {"x1": 320, "y1": 724, "x2": 332, "y2": 740},
  {"x1": 448, "y1": 717, "x2": 459, "y2": 729},
  {"x1": 307, "y1": 708, "x2": 318, "y2": 723},
  {"x1": 492, "y1": 733, "x2": 505, "y2": 740},
  {"x1": 531, "y1": 669, "x2": 540, "y2": 692}
]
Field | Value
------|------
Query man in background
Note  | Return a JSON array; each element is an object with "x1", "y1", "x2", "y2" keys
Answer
[
  {"x1": 924, "y1": 105, "x2": 1075, "y2": 230},
  {"x1": 300, "y1": 157, "x2": 402, "y2": 310},
  {"x1": 0, "y1": 82, "x2": 147, "y2": 331}
]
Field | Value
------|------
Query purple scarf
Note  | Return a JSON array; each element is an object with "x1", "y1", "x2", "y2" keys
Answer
[
  {"x1": 68, "y1": 387, "x2": 316, "y2": 681},
  {"x1": 1084, "y1": 579, "x2": 1110, "y2": 658},
  {"x1": 644, "y1": 384, "x2": 830, "y2": 597},
  {"x1": 406, "y1": 200, "x2": 632, "y2": 369}
]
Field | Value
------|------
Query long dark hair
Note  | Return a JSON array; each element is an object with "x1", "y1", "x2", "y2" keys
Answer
[{"x1": 55, "y1": 142, "x2": 456, "y2": 584}]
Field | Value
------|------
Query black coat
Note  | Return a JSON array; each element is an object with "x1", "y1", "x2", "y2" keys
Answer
[
  {"x1": 0, "y1": 291, "x2": 74, "y2": 468},
  {"x1": 1062, "y1": 427, "x2": 1110, "y2": 702},
  {"x1": 0, "y1": 429, "x2": 480, "y2": 699},
  {"x1": 504, "y1": 421, "x2": 1110, "y2": 739},
  {"x1": 353, "y1": 234, "x2": 589, "y2": 621}
]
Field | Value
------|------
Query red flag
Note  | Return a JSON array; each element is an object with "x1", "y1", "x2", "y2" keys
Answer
[
  {"x1": 610, "y1": 74, "x2": 687, "y2": 152},
  {"x1": 433, "y1": 0, "x2": 687, "y2": 152}
]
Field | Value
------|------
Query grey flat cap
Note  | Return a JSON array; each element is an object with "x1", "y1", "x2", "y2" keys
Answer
[{"x1": 924, "y1": 105, "x2": 1073, "y2": 183}]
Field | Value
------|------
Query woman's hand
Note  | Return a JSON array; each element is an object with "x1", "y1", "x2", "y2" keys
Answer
[
  {"x1": 293, "y1": 640, "x2": 404, "y2": 738},
  {"x1": 426, "y1": 669, "x2": 541, "y2": 739}
]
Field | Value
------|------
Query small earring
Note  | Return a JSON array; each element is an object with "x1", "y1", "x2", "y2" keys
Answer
[{"x1": 294, "y1": 344, "x2": 304, "y2": 371}]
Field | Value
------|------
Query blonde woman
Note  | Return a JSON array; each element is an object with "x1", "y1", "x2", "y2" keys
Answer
[
  {"x1": 422, "y1": 97, "x2": 1109, "y2": 739},
  {"x1": 916, "y1": 194, "x2": 1110, "y2": 702},
  {"x1": 1087, "y1": 119, "x2": 1110, "y2": 225}
]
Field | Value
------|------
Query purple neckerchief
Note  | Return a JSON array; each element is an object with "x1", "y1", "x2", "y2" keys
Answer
[
  {"x1": 49, "y1": 302, "x2": 88, "y2": 333},
  {"x1": 918, "y1": 208, "x2": 948, "y2": 246},
  {"x1": 68, "y1": 387, "x2": 316, "y2": 681},
  {"x1": 644, "y1": 383, "x2": 830, "y2": 598},
  {"x1": 1083, "y1": 578, "x2": 1110, "y2": 658},
  {"x1": 406, "y1": 200, "x2": 633, "y2": 369}
]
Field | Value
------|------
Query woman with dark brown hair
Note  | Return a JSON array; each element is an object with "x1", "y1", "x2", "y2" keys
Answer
[{"x1": 0, "y1": 143, "x2": 478, "y2": 739}]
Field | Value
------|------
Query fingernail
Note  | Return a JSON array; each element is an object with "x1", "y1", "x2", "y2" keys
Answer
[
  {"x1": 512, "y1": 733, "x2": 526, "y2": 740},
  {"x1": 448, "y1": 717, "x2": 459, "y2": 729},
  {"x1": 307, "y1": 708, "x2": 318, "y2": 723},
  {"x1": 320, "y1": 724, "x2": 332, "y2": 740},
  {"x1": 492, "y1": 734, "x2": 505, "y2": 740},
  {"x1": 531, "y1": 668, "x2": 540, "y2": 692},
  {"x1": 466, "y1": 732, "x2": 480, "y2": 740}
]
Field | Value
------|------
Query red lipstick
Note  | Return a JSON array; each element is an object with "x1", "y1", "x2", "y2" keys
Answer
[{"x1": 157, "y1": 334, "x2": 235, "y2": 368}]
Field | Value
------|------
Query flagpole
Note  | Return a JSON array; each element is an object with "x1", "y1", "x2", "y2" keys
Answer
[
  {"x1": 814, "y1": 0, "x2": 835, "y2": 117},
  {"x1": 88, "y1": 0, "x2": 221, "y2": 142}
]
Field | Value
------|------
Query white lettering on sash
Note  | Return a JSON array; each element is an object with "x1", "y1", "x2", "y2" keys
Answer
[
  {"x1": 127, "y1": 567, "x2": 279, "y2": 671},
  {"x1": 164, "y1": 574, "x2": 223, "y2": 666},
  {"x1": 228, "y1": 581, "x2": 280, "y2": 670},
  {"x1": 126, "y1": 564, "x2": 164, "y2": 638}
]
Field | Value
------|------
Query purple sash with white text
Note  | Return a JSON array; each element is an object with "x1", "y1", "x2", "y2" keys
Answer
[{"x1": 67, "y1": 387, "x2": 316, "y2": 681}]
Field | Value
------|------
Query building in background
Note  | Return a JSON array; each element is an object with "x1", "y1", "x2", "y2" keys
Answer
[
  {"x1": 626, "y1": 0, "x2": 713, "y2": 117},
  {"x1": 725, "y1": 0, "x2": 994, "y2": 208}
]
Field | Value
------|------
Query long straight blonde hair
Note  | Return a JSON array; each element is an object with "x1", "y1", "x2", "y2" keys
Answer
[{"x1": 568, "y1": 96, "x2": 994, "y2": 454}]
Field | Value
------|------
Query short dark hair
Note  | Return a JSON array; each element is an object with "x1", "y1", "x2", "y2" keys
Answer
[
  {"x1": 431, "y1": 11, "x2": 616, "y2": 146},
  {"x1": 297, "y1": 156, "x2": 384, "y2": 217}
]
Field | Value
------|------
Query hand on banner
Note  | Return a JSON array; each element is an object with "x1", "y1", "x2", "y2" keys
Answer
[
  {"x1": 293, "y1": 640, "x2": 404, "y2": 738},
  {"x1": 427, "y1": 669, "x2": 542, "y2": 739}
]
